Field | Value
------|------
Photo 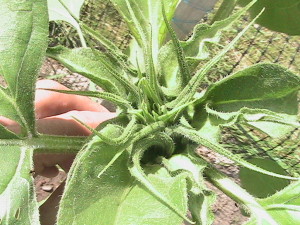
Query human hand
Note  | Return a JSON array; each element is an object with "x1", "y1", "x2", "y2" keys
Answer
[{"x1": 0, "y1": 79, "x2": 116, "y2": 177}]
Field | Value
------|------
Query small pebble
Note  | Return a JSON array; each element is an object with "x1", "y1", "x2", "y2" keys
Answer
[{"x1": 42, "y1": 185, "x2": 53, "y2": 192}]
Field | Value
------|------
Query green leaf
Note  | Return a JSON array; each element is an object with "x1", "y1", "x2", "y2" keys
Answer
[
  {"x1": 191, "y1": 106, "x2": 222, "y2": 143},
  {"x1": 245, "y1": 180, "x2": 300, "y2": 224},
  {"x1": 126, "y1": 166, "x2": 188, "y2": 225},
  {"x1": 46, "y1": 46, "x2": 128, "y2": 97},
  {"x1": 110, "y1": 0, "x2": 180, "y2": 61},
  {"x1": 239, "y1": 0, "x2": 300, "y2": 35},
  {"x1": 0, "y1": 0, "x2": 48, "y2": 135},
  {"x1": 48, "y1": 0, "x2": 86, "y2": 45},
  {"x1": 0, "y1": 124, "x2": 19, "y2": 139},
  {"x1": 204, "y1": 105, "x2": 300, "y2": 138},
  {"x1": 0, "y1": 146, "x2": 40, "y2": 225},
  {"x1": 199, "y1": 63, "x2": 300, "y2": 137},
  {"x1": 58, "y1": 126, "x2": 188, "y2": 225},
  {"x1": 164, "y1": 151, "x2": 216, "y2": 225},
  {"x1": 239, "y1": 158, "x2": 290, "y2": 198},
  {"x1": 205, "y1": 166, "x2": 289, "y2": 225},
  {"x1": 201, "y1": 64, "x2": 300, "y2": 107},
  {"x1": 42, "y1": 88, "x2": 132, "y2": 110},
  {"x1": 158, "y1": 0, "x2": 257, "y2": 96}
]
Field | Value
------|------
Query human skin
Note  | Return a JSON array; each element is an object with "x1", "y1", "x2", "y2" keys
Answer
[
  {"x1": 0, "y1": 79, "x2": 116, "y2": 177},
  {"x1": 1, "y1": 80, "x2": 116, "y2": 224}
]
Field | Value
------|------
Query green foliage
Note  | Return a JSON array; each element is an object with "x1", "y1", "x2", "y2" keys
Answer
[
  {"x1": 239, "y1": 158, "x2": 290, "y2": 198},
  {"x1": 0, "y1": 0, "x2": 300, "y2": 224},
  {"x1": 239, "y1": 0, "x2": 300, "y2": 35}
]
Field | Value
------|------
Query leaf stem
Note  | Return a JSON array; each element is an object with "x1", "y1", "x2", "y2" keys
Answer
[
  {"x1": 204, "y1": 166, "x2": 276, "y2": 223},
  {"x1": 0, "y1": 135, "x2": 86, "y2": 153},
  {"x1": 58, "y1": 0, "x2": 87, "y2": 47}
]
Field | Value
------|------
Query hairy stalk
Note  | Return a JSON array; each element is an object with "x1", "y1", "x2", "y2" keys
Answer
[
  {"x1": 175, "y1": 126, "x2": 299, "y2": 180},
  {"x1": 92, "y1": 50, "x2": 140, "y2": 100},
  {"x1": 81, "y1": 23, "x2": 138, "y2": 78},
  {"x1": 162, "y1": 0, "x2": 190, "y2": 88},
  {"x1": 204, "y1": 166, "x2": 277, "y2": 224},
  {"x1": 80, "y1": 23, "x2": 124, "y2": 57},
  {"x1": 74, "y1": 117, "x2": 137, "y2": 146},
  {"x1": 41, "y1": 88, "x2": 132, "y2": 110},
  {"x1": 57, "y1": 0, "x2": 87, "y2": 47},
  {"x1": 0, "y1": 135, "x2": 85, "y2": 153},
  {"x1": 144, "y1": 26, "x2": 163, "y2": 105}
]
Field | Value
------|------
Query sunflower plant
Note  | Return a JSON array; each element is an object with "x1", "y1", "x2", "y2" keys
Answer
[{"x1": 0, "y1": 0, "x2": 300, "y2": 224}]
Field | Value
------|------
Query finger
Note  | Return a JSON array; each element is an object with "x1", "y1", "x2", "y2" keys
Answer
[
  {"x1": 0, "y1": 116, "x2": 21, "y2": 134},
  {"x1": 37, "y1": 111, "x2": 117, "y2": 136},
  {"x1": 34, "y1": 111, "x2": 116, "y2": 177},
  {"x1": 35, "y1": 80, "x2": 108, "y2": 119}
]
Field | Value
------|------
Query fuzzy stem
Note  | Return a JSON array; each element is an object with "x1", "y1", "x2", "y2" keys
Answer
[
  {"x1": 0, "y1": 135, "x2": 86, "y2": 153},
  {"x1": 204, "y1": 166, "x2": 276, "y2": 223},
  {"x1": 58, "y1": 0, "x2": 87, "y2": 47}
]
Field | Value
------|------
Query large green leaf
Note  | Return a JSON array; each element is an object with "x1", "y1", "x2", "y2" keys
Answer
[
  {"x1": 239, "y1": 0, "x2": 300, "y2": 35},
  {"x1": 197, "y1": 63, "x2": 300, "y2": 137},
  {"x1": 47, "y1": 46, "x2": 127, "y2": 97},
  {"x1": 205, "y1": 166, "x2": 300, "y2": 225},
  {"x1": 0, "y1": 146, "x2": 39, "y2": 225},
  {"x1": 0, "y1": 1, "x2": 48, "y2": 224},
  {"x1": 0, "y1": 0, "x2": 48, "y2": 135},
  {"x1": 58, "y1": 125, "x2": 188, "y2": 225}
]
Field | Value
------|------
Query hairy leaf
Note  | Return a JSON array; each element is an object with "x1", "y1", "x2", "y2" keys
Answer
[
  {"x1": 47, "y1": 46, "x2": 128, "y2": 97},
  {"x1": 168, "y1": 8, "x2": 263, "y2": 108},
  {"x1": 110, "y1": 0, "x2": 180, "y2": 62},
  {"x1": 164, "y1": 151, "x2": 216, "y2": 225},
  {"x1": 58, "y1": 125, "x2": 188, "y2": 225},
  {"x1": 42, "y1": 88, "x2": 132, "y2": 110},
  {"x1": 197, "y1": 63, "x2": 300, "y2": 137},
  {"x1": 0, "y1": 0, "x2": 48, "y2": 135},
  {"x1": 0, "y1": 146, "x2": 39, "y2": 225},
  {"x1": 175, "y1": 126, "x2": 299, "y2": 181}
]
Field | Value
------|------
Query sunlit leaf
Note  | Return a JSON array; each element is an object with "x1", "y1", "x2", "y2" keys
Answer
[
  {"x1": 197, "y1": 63, "x2": 300, "y2": 137},
  {"x1": 0, "y1": 146, "x2": 39, "y2": 225},
  {"x1": 0, "y1": 0, "x2": 48, "y2": 135},
  {"x1": 245, "y1": 180, "x2": 300, "y2": 224},
  {"x1": 58, "y1": 125, "x2": 188, "y2": 225},
  {"x1": 47, "y1": 46, "x2": 127, "y2": 97}
]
